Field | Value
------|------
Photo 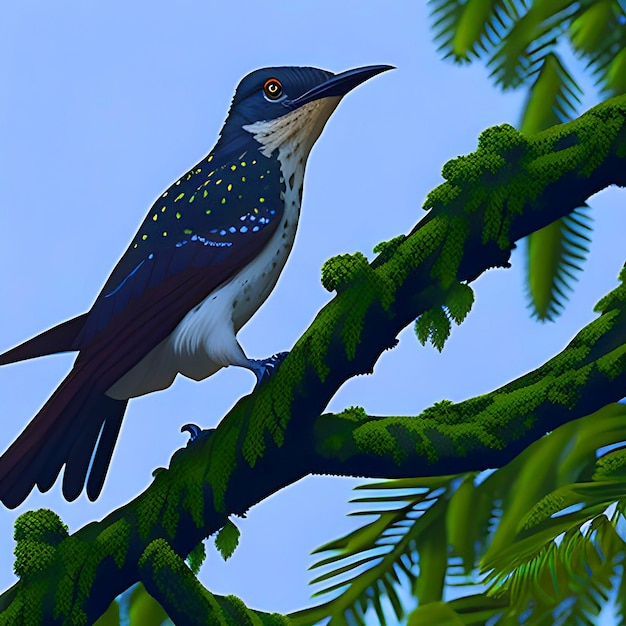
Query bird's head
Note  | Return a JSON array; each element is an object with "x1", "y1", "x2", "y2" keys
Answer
[{"x1": 215, "y1": 65, "x2": 393, "y2": 168}]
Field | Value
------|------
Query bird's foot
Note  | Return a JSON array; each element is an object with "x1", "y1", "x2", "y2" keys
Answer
[
  {"x1": 248, "y1": 351, "x2": 289, "y2": 387},
  {"x1": 181, "y1": 423, "x2": 215, "y2": 444}
]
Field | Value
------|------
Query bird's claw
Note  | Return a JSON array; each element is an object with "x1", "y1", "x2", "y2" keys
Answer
[
  {"x1": 249, "y1": 351, "x2": 289, "y2": 386},
  {"x1": 181, "y1": 423, "x2": 214, "y2": 443}
]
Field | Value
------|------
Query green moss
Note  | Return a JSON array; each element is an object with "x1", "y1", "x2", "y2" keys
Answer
[
  {"x1": 594, "y1": 446, "x2": 626, "y2": 480},
  {"x1": 14, "y1": 509, "x2": 68, "y2": 545},
  {"x1": 594, "y1": 266, "x2": 626, "y2": 313},
  {"x1": 372, "y1": 235, "x2": 405, "y2": 262},
  {"x1": 13, "y1": 540, "x2": 56, "y2": 578},
  {"x1": 136, "y1": 482, "x2": 170, "y2": 540},
  {"x1": 596, "y1": 344, "x2": 626, "y2": 380},
  {"x1": 320, "y1": 252, "x2": 370, "y2": 292},
  {"x1": 209, "y1": 426, "x2": 240, "y2": 512},
  {"x1": 339, "y1": 406, "x2": 369, "y2": 422},
  {"x1": 182, "y1": 476, "x2": 205, "y2": 530},
  {"x1": 431, "y1": 217, "x2": 470, "y2": 287},
  {"x1": 94, "y1": 518, "x2": 131, "y2": 569}
]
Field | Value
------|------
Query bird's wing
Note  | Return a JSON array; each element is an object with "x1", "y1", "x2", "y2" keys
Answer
[
  {"x1": 0, "y1": 216, "x2": 282, "y2": 507},
  {"x1": 76, "y1": 214, "x2": 282, "y2": 378},
  {"x1": 78, "y1": 149, "x2": 285, "y2": 366}
]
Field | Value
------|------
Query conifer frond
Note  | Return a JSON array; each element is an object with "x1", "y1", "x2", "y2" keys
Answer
[
  {"x1": 428, "y1": 0, "x2": 526, "y2": 62},
  {"x1": 298, "y1": 476, "x2": 470, "y2": 624},
  {"x1": 526, "y1": 206, "x2": 592, "y2": 321},
  {"x1": 487, "y1": 2, "x2": 579, "y2": 89},
  {"x1": 484, "y1": 515, "x2": 625, "y2": 624},
  {"x1": 569, "y1": 1, "x2": 626, "y2": 96}
]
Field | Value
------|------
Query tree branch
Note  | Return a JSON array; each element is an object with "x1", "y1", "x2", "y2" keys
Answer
[{"x1": 2, "y1": 95, "x2": 625, "y2": 625}]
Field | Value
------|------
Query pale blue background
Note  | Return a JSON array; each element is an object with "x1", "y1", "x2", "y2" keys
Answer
[{"x1": 1, "y1": 1, "x2": 624, "y2": 623}]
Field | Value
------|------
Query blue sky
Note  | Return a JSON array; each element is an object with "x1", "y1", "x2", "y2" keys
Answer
[{"x1": 1, "y1": 1, "x2": 625, "y2": 623}]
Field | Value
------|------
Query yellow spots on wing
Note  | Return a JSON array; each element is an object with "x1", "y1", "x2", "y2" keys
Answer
[
  {"x1": 227, "y1": 183, "x2": 232, "y2": 192},
  {"x1": 221, "y1": 198, "x2": 226, "y2": 204},
  {"x1": 230, "y1": 165, "x2": 237, "y2": 171},
  {"x1": 189, "y1": 195, "x2": 195, "y2": 203},
  {"x1": 238, "y1": 194, "x2": 243, "y2": 200},
  {"x1": 142, "y1": 234, "x2": 148, "y2": 241},
  {"x1": 133, "y1": 243, "x2": 138, "y2": 248},
  {"x1": 209, "y1": 170, "x2": 215, "y2": 177},
  {"x1": 161, "y1": 206, "x2": 166, "y2": 212},
  {"x1": 162, "y1": 191, "x2": 168, "y2": 197},
  {"x1": 176, "y1": 180, "x2": 181, "y2": 186},
  {"x1": 175, "y1": 193, "x2": 185, "y2": 202},
  {"x1": 205, "y1": 209, "x2": 211, "y2": 215},
  {"x1": 253, "y1": 207, "x2": 259, "y2": 214},
  {"x1": 241, "y1": 176, "x2": 246, "y2": 182},
  {"x1": 241, "y1": 161, "x2": 246, "y2": 167},
  {"x1": 260, "y1": 175, "x2": 265, "y2": 179},
  {"x1": 203, "y1": 190, "x2": 208, "y2": 198},
  {"x1": 152, "y1": 214, "x2": 158, "y2": 221},
  {"x1": 175, "y1": 212, "x2": 181, "y2": 219},
  {"x1": 252, "y1": 160, "x2": 257, "y2": 165},
  {"x1": 202, "y1": 180, "x2": 210, "y2": 187},
  {"x1": 184, "y1": 228, "x2": 193, "y2": 235},
  {"x1": 266, "y1": 169, "x2": 271, "y2": 174},
  {"x1": 186, "y1": 173, "x2": 192, "y2": 181},
  {"x1": 207, "y1": 155, "x2": 214, "y2": 162},
  {"x1": 259, "y1": 197, "x2": 265, "y2": 203},
  {"x1": 195, "y1": 168, "x2": 201, "y2": 174},
  {"x1": 216, "y1": 179, "x2": 222, "y2": 185},
  {"x1": 162, "y1": 231, "x2": 168, "y2": 237}
]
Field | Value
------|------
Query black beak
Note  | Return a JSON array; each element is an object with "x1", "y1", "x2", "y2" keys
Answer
[{"x1": 284, "y1": 64, "x2": 394, "y2": 110}]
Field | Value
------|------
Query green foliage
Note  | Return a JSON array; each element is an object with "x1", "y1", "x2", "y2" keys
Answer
[
  {"x1": 292, "y1": 476, "x2": 465, "y2": 625},
  {"x1": 301, "y1": 404, "x2": 626, "y2": 624},
  {"x1": 414, "y1": 282, "x2": 474, "y2": 350},
  {"x1": 215, "y1": 519, "x2": 240, "y2": 561},
  {"x1": 430, "y1": 0, "x2": 626, "y2": 319},
  {"x1": 128, "y1": 584, "x2": 170, "y2": 626},
  {"x1": 429, "y1": 0, "x2": 526, "y2": 62},
  {"x1": 415, "y1": 306, "x2": 451, "y2": 351},
  {"x1": 444, "y1": 282, "x2": 474, "y2": 324},
  {"x1": 527, "y1": 207, "x2": 593, "y2": 320},
  {"x1": 187, "y1": 541, "x2": 207, "y2": 575}
]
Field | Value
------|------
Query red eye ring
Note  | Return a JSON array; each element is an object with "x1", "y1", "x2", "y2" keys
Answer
[{"x1": 263, "y1": 78, "x2": 283, "y2": 100}]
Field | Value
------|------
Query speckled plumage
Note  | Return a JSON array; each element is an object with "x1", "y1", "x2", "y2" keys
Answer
[{"x1": 0, "y1": 64, "x2": 392, "y2": 507}]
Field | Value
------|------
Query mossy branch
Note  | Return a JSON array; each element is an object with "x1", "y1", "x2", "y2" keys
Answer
[{"x1": 1, "y1": 95, "x2": 625, "y2": 624}]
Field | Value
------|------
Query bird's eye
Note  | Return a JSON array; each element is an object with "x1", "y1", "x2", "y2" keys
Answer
[{"x1": 263, "y1": 78, "x2": 283, "y2": 101}]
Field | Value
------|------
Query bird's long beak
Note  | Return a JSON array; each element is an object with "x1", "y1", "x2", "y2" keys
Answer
[{"x1": 284, "y1": 64, "x2": 394, "y2": 110}]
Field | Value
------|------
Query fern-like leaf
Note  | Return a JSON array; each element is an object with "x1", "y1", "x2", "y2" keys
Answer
[
  {"x1": 526, "y1": 206, "x2": 592, "y2": 321},
  {"x1": 569, "y1": 1, "x2": 626, "y2": 96},
  {"x1": 428, "y1": 0, "x2": 525, "y2": 62},
  {"x1": 487, "y1": 1, "x2": 579, "y2": 89},
  {"x1": 292, "y1": 477, "x2": 460, "y2": 625}
]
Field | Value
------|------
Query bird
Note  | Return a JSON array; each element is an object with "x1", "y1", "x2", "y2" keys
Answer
[{"x1": 0, "y1": 64, "x2": 392, "y2": 508}]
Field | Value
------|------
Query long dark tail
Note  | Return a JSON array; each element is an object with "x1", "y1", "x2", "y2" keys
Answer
[
  {"x1": 0, "y1": 314, "x2": 87, "y2": 366},
  {"x1": 0, "y1": 372, "x2": 128, "y2": 508}
]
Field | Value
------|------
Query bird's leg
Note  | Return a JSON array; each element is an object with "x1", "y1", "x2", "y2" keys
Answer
[
  {"x1": 246, "y1": 351, "x2": 289, "y2": 387},
  {"x1": 181, "y1": 352, "x2": 288, "y2": 443}
]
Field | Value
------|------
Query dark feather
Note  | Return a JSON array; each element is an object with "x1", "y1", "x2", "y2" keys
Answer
[{"x1": 0, "y1": 313, "x2": 87, "y2": 366}]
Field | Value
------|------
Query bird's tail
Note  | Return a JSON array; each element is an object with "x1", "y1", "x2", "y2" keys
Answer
[
  {"x1": 0, "y1": 370, "x2": 127, "y2": 508},
  {"x1": 0, "y1": 314, "x2": 87, "y2": 366}
]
